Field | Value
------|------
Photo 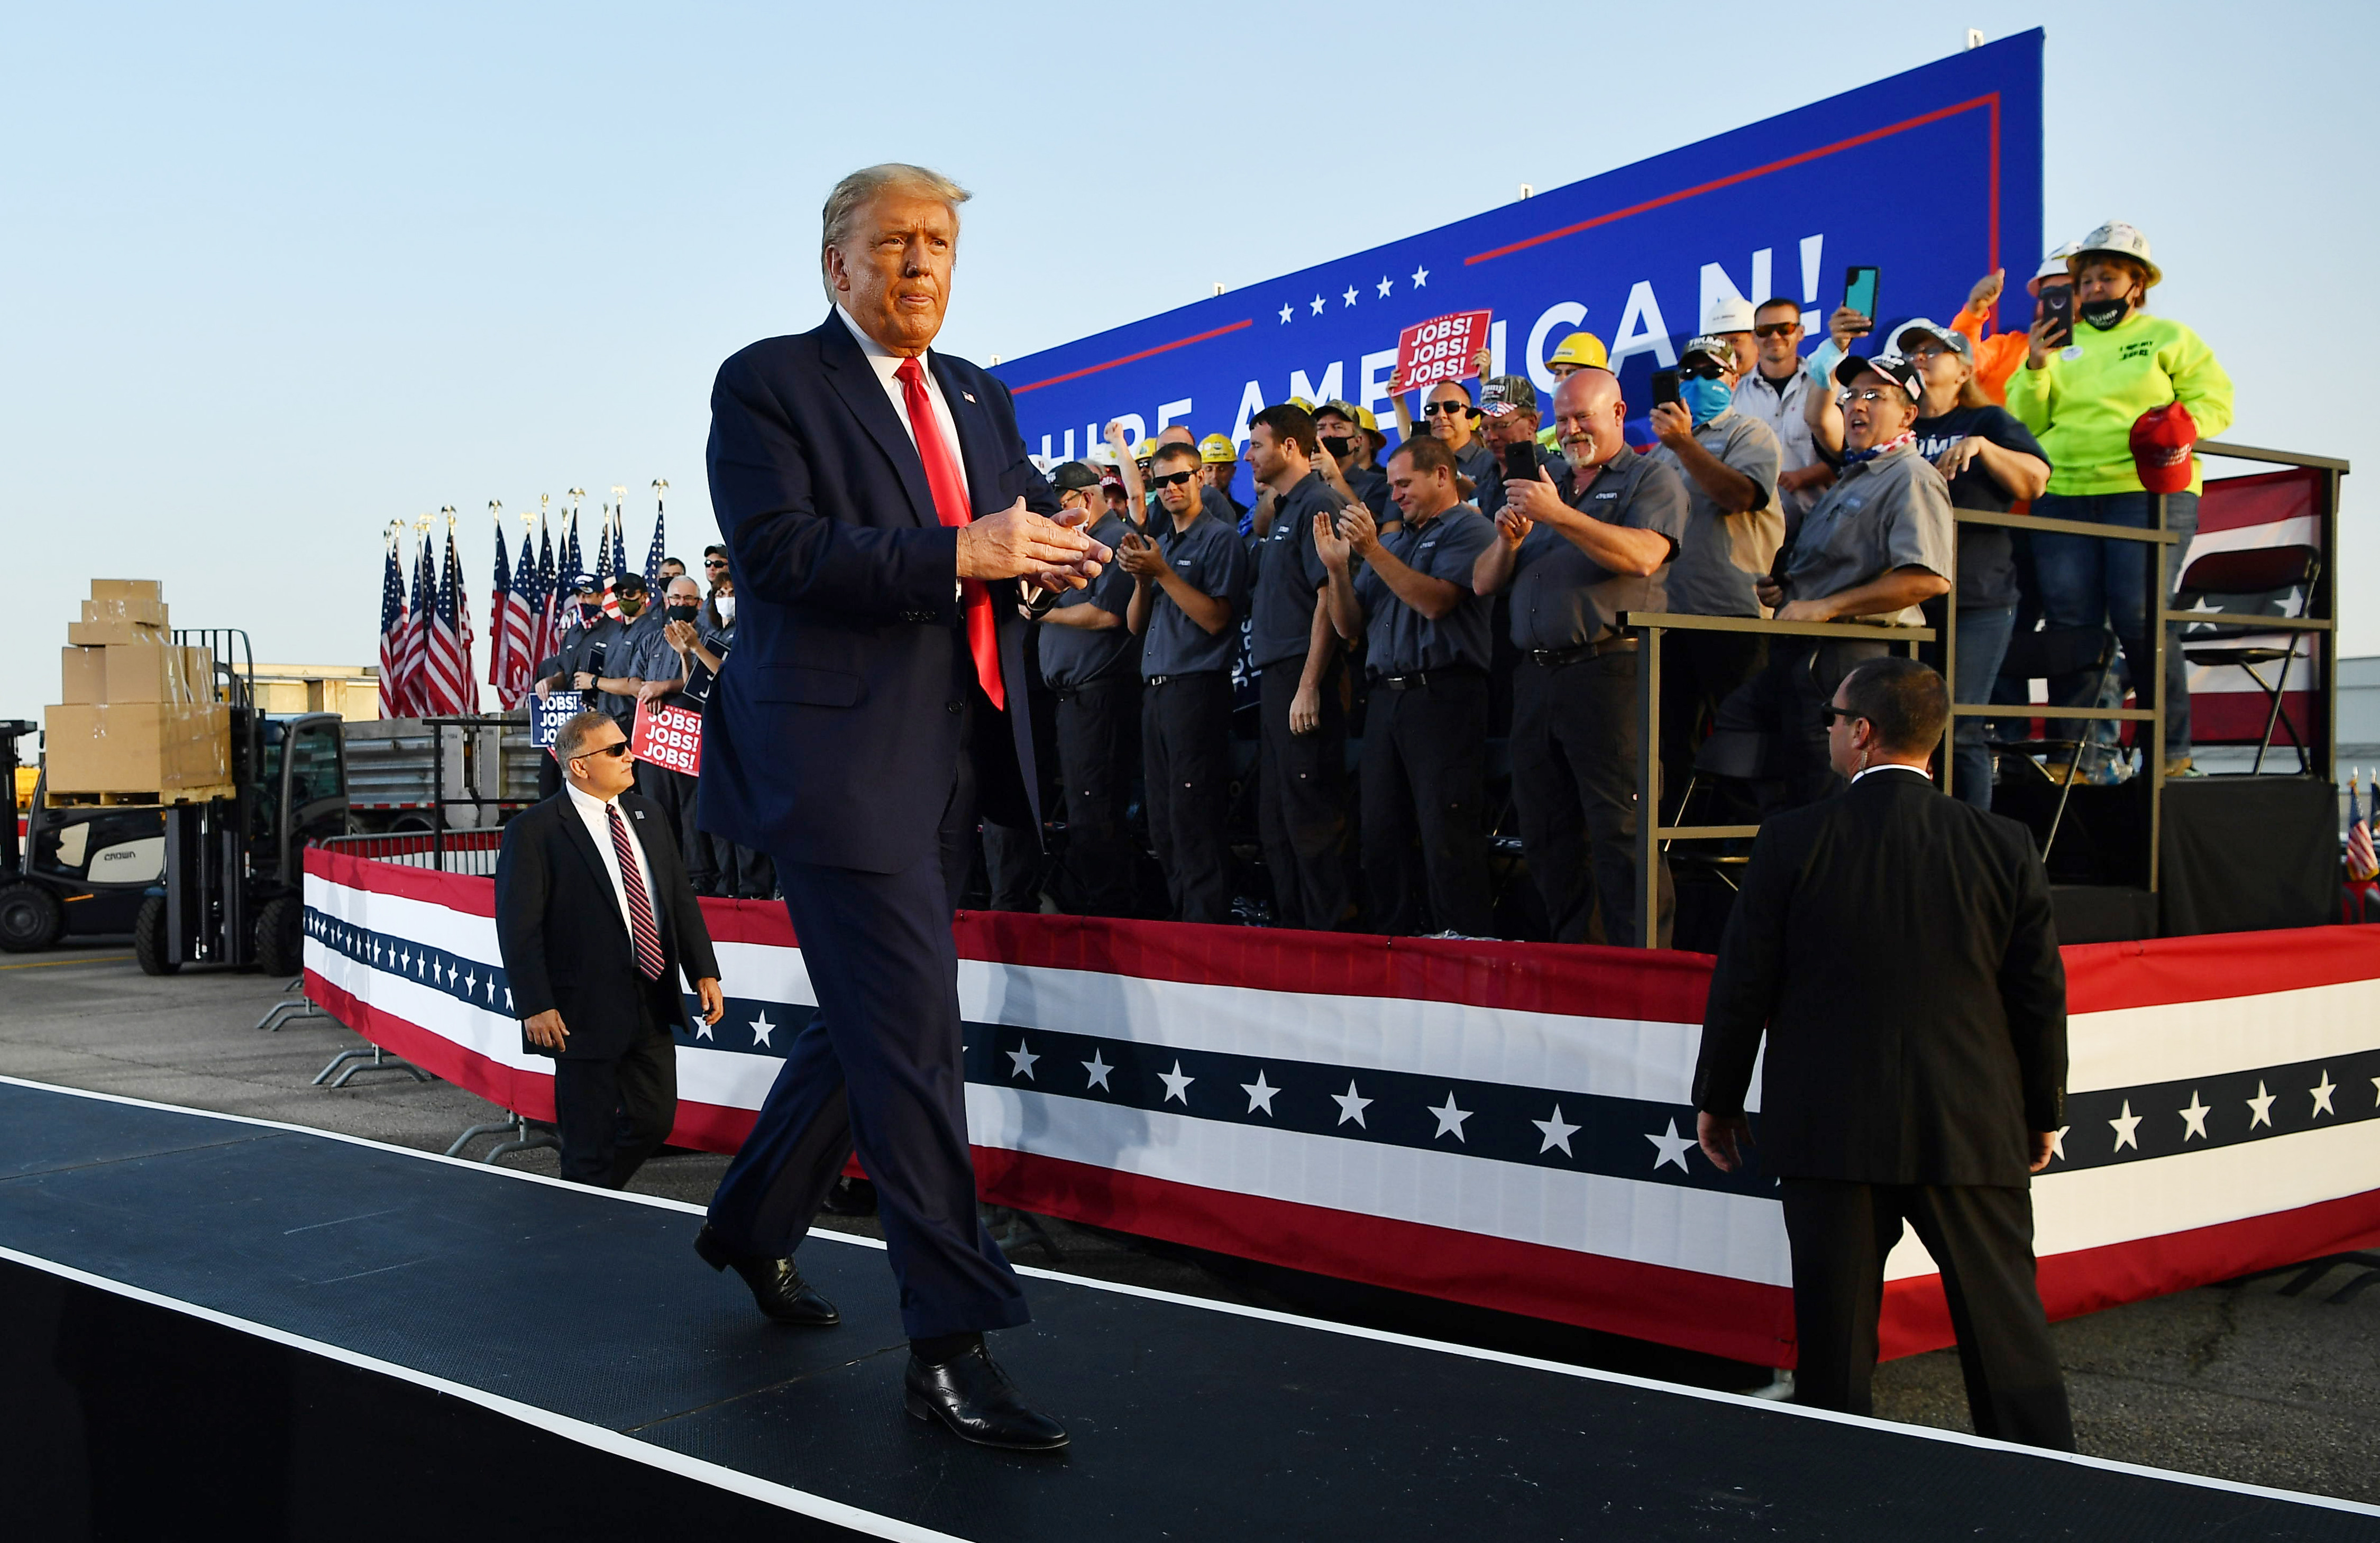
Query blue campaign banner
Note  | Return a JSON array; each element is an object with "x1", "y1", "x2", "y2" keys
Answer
[{"x1": 993, "y1": 32, "x2": 2041, "y2": 494}]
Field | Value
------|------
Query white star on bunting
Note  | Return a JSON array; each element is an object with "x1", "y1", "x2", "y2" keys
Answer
[
  {"x1": 2109, "y1": 1100, "x2": 2142, "y2": 1152},
  {"x1": 1332, "y1": 1080, "x2": 1372, "y2": 1128},
  {"x1": 1278, "y1": 303, "x2": 1293, "y2": 324},
  {"x1": 2178, "y1": 1091, "x2": 2210, "y2": 1141},
  {"x1": 1644, "y1": 1119, "x2": 1695, "y2": 1172},
  {"x1": 1342, "y1": 285, "x2": 1358, "y2": 307},
  {"x1": 2310, "y1": 1069, "x2": 2337, "y2": 1118},
  {"x1": 1376, "y1": 275, "x2": 1393, "y2": 298},
  {"x1": 463, "y1": 971, "x2": 475, "y2": 994},
  {"x1": 1081, "y1": 1049, "x2": 1113, "y2": 1091},
  {"x1": 1411, "y1": 265, "x2": 1429, "y2": 288},
  {"x1": 2049, "y1": 1125, "x2": 2070, "y2": 1161},
  {"x1": 1241, "y1": 1071, "x2": 1279, "y2": 1116},
  {"x1": 1533, "y1": 1105, "x2": 1580, "y2": 1158},
  {"x1": 2246, "y1": 1080, "x2": 2275, "y2": 1129},
  {"x1": 694, "y1": 1018, "x2": 713, "y2": 1041},
  {"x1": 1158, "y1": 1060, "x2": 1195, "y2": 1105},
  {"x1": 1309, "y1": 293, "x2": 1325, "y2": 316},
  {"x1": 1426, "y1": 1091, "x2": 1472, "y2": 1142},
  {"x1": 749, "y1": 1012, "x2": 775, "y2": 1049},
  {"x1": 1005, "y1": 1039, "x2": 1038, "y2": 1080}
]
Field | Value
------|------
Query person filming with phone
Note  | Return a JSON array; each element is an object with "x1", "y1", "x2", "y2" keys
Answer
[{"x1": 1473, "y1": 374, "x2": 1568, "y2": 519}]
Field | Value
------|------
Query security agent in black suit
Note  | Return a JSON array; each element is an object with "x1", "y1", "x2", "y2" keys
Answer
[
  {"x1": 1692, "y1": 658, "x2": 2074, "y2": 1450},
  {"x1": 495, "y1": 709, "x2": 726, "y2": 1190},
  {"x1": 692, "y1": 165, "x2": 1107, "y2": 1452}
]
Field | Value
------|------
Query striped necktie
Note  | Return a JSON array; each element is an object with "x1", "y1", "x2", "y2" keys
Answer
[
  {"x1": 894, "y1": 354, "x2": 1004, "y2": 710},
  {"x1": 606, "y1": 803, "x2": 666, "y2": 981}
]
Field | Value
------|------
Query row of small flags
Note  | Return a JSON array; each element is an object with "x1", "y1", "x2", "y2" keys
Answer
[{"x1": 377, "y1": 484, "x2": 666, "y2": 719}]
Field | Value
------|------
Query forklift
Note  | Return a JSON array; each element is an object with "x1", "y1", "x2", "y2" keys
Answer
[{"x1": 0, "y1": 629, "x2": 351, "y2": 974}]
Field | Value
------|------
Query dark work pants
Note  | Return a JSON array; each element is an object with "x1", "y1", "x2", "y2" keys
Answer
[
  {"x1": 1142, "y1": 672, "x2": 1234, "y2": 924},
  {"x1": 1258, "y1": 659, "x2": 1351, "y2": 930},
  {"x1": 1705, "y1": 639, "x2": 1890, "y2": 815},
  {"x1": 1360, "y1": 671, "x2": 1494, "y2": 938},
  {"x1": 1051, "y1": 678, "x2": 1138, "y2": 916},
  {"x1": 1657, "y1": 628, "x2": 1765, "y2": 819},
  {"x1": 1782, "y1": 1178, "x2": 2074, "y2": 1451},
  {"x1": 551, "y1": 1001, "x2": 679, "y2": 1190},
  {"x1": 1511, "y1": 652, "x2": 1671, "y2": 947},
  {"x1": 979, "y1": 819, "x2": 1041, "y2": 912}
]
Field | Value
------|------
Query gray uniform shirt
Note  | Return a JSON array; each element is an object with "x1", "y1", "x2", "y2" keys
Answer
[
  {"x1": 1354, "y1": 504, "x2": 1498, "y2": 675},
  {"x1": 1037, "y1": 511, "x2": 1139, "y2": 689},
  {"x1": 1140, "y1": 505, "x2": 1250, "y2": 677},
  {"x1": 1780, "y1": 441, "x2": 1956, "y2": 627},
  {"x1": 1647, "y1": 408, "x2": 1784, "y2": 618},
  {"x1": 1247, "y1": 471, "x2": 1340, "y2": 671},
  {"x1": 1505, "y1": 446, "x2": 1691, "y2": 650},
  {"x1": 603, "y1": 608, "x2": 668, "y2": 725}
]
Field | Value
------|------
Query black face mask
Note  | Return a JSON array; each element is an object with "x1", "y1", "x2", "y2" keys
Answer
[
  {"x1": 1319, "y1": 434, "x2": 1354, "y2": 458},
  {"x1": 665, "y1": 603, "x2": 699, "y2": 623},
  {"x1": 2080, "y1": 296, "x2": 2133, "y2": 332},
  {"x1": 578, "y1": 601, "x2": 601, "y2": 624}
]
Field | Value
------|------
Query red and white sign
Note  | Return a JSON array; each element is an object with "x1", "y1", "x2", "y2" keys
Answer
[
  {"x1": 1395, "y1": 310, "x2": 1491, "y2": 393},
  {"x1": 630, "y1": 699, "x2": 703, "y2": 776}
]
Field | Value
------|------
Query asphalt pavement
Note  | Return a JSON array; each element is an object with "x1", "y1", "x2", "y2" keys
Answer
[{"x1": 1, "y1": 943, "x2": 2373, "y2": 1504}]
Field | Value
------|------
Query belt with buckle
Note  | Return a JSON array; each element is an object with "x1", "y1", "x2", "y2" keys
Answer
[
  {"x1": 1527, "y1": 634, "x2": 1636, "y2": 667},
  {"x1": 1374, "y1": 665, "x2": 1482, "y2": 691}
]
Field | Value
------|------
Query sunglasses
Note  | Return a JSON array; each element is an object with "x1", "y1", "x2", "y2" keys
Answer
[
  {"x1": 1679, "y1": 362, "x2": 1728, "y2": 381},
  {"x1": 1422, "y1": 401, "x2": 1476, "y2": 418},
  {"x1": 1817, "y1": 704, "x2": 1863, "y2": 728},
  {"x1": 1753, "y1": 321, "x2": 1801, "y2": 338},
  {"x1": 574, "y1": 740, "x2": 633, "y2": 761},
  {"x1": 703, "y1": 558, "x2": 728, "y2": 569},
  {"x1": 1835, "y1": 387, "x2": 1895, "y2": 405},
  {"x1": 1148, "y1": 470, "x2": 1198, "y2": 489}
]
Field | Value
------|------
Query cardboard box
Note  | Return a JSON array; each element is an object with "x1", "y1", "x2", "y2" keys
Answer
[
  {"x1": 89, "y1": 580, "x2": 164, "y2": 603},
  {"x1": 43, "y1": 701, "x2": 230, "y2": 795},
  {"x1": 81, "y1": 596, "x2": 170, "y2": 628},
  {"x1": 67, "y1": 619, "x2": 167, "y2": 648},
  {"x1": 60, "y1": 647, "x2": 105, "y2": 705},
  {"x1": 184, "y1": 646, "x2": 218, "y2": 702},
  {"x1": 102, "y1": 642, "x2": 192, "y2": 705}
]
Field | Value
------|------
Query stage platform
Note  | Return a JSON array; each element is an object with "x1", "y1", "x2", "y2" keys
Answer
[{"x1": 2, "y1": 1078, "x2": 2373, "y2": 1541}]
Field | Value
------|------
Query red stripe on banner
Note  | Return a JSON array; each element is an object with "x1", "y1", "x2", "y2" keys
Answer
[
  {"x1": 1006, "y1": 320, "x2": 1254, "y2": 396},
  {"x1": 2198, "y1": 466, "x2": 2320, "y2": 535},
  {"x1": 312, "y1": 848, "x2": 498, "y2": 917},
  {"x1": 2062, "y1": 925, "x2": 2380, "y2": 1014},
  {"x1": 305, "y1": 969, "x2": 556, "y2": 1123}
]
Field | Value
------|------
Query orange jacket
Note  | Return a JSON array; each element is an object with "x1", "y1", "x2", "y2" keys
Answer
[{"x1": 1952, "y1": 306, "x2": 2029, "y2": 405}]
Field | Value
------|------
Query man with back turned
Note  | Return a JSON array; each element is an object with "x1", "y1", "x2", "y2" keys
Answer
[
  {"x1": 1691, "y1": 657, "x2": 2074, "y2": 1450},
  {"x1": 692, "y1": 163, "x2": 1107, "y2": 1451}
]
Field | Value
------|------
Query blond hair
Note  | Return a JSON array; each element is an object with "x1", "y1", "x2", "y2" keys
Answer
[{"x1": 819, "y1": 163, "x2": 971, "y2": 302}]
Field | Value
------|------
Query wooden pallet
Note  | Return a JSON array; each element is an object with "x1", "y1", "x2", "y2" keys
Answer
[{"x1": 43, "y1": 783, "x2": 235, "y2": 810}]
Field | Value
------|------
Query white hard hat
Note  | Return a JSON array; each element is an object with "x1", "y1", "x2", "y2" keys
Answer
[
  {"x1": 2071, "y1": 222, "x2": 2161, "y2": 288},
  {"x1": 2028, "y1": 241, "x2": 2082, "y2": 293},
  {"x1": 1704, "y1": 295, "x2": 1757, "y2": 334}
]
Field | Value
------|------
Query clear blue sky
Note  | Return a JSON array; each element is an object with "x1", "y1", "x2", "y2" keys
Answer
[{"x1": 4, "y1": 2, "x2": 2373, "y2": 728}]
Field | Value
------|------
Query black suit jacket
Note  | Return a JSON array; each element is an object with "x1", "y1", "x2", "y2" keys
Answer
[
  {"x1": 495, "y1": 790, "x2": 721, "y2": 1062},
  {"x1": 1691, "y1": 768, "x2": 2067, "y2": 1187},
  {"x1": 695, "y1": 310, "x2": 1059, "y2": 874}
]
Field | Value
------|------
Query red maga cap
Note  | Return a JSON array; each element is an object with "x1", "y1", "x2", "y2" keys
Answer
[{"x1": 2130, "y1": 401, "x2": 2198, "y2": 494}]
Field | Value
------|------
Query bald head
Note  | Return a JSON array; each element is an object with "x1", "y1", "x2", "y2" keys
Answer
[{"x1": 1552, "y1": 368, "x2": 1627, "y2": 469}]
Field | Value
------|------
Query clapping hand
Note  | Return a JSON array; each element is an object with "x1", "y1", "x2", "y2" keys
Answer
[
  {"x1": 663, "y1": 619, "x2": 699, "y2": 651},
  {"x1": 1312, "y1": 509, "x2": 1352, "y2": 571},
  {"x1": 964, "y1": 498, "x2": 1111, "y2": 592},
  {"x1": 1115, "y1": 529, "x2": 1165, "y2": 580}
]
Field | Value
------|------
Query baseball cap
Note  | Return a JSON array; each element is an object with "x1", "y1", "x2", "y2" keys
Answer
[
  {"x1": 1832, "y1": 352, "x2": 1925, "y2": 399},
  {"x1": 1893, "y1": 318, "x2": 1973, "y2": 360},
  {"x1": 1099, "y1": 471, "x2": 1125, "y2": 494},
  {"x1": 568, "y1": 571, "x2": 602, "y2": 593},
  {"x1": 614, "y1": 571, "x2": 647, "y2": 596},
  {"x1": 1477, "y1": 375, "x2": 1539, "y2": 418},
  {"x1": 1050, "y1": 460, "x2": 1101, "y2": 492},
  {"x1": 1704, "y1": 296, "x2": 1757, "y2": 334},
  {"x1": 1546, "y1": 332, "x2": 1609, "y2": 371},
  {"x1": 2130, "y1": 402, "x2": 2199, "y2": 494},
  {"x1": 1679, "y1": 335, "x2": 1736, "y2": 369}
]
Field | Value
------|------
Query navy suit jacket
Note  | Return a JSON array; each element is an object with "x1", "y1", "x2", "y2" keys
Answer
[{"x1": 697, "y1": 311, "x2": 1060, "y2": 873}]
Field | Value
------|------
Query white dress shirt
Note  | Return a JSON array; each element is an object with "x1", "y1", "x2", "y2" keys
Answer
[
  {"x1": 1851, "y1": 761, "x2": 1933, "y2": 785},
  {"x1": 566, "y1": 780, "x2": 660, "y2": 942},
  {"x1": 838, "y1": 307, "x2": 972, "y2": 509}
]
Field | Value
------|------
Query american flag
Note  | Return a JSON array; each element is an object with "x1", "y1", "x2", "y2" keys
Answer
[
  {"x1": 2349, "y1": 774, "x2": 2378, "y2": 884},
  {"x1": 445, "y1": 522, "x2": 480, "y2": 714},
  {"x1": 597, "y1": 503, "x2": 621, "y2": 621},
  {"x1": 498, "y1": 520, "x2": 537, "y2": 705},
  {"x1": 399, "y1": 528, "x2": 433, "y2": 720},
  {"x1": 535, "y1": 516, "x2": 560, "y2": 663},
  {"x1": 377, "y1": 532, "x2": 410, "y2": 719},
  {"x1": 417, "y1": 530, "x2": 466, "y2": 716},
  {"x1": 487, "y1": 513, "x2": 511, "y2": 690},
  {"x1": 643, "y1": 485, "x2": 667, "y2": 596}
]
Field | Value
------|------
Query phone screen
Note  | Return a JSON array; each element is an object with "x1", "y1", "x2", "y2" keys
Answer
[
  {"x1": 1651, "y1": 369, "x2": 1682, "y2": 408},
  {"x1": 1500, "y1": 442, "x2": 1537, "y2": 483},
  {"x1": 1842, "y1": 266, "x2": 1880, "y2": 330}
]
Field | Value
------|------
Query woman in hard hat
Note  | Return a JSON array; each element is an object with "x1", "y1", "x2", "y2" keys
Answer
[{"x1": 2007, "y1": 221, "x2": 2233, "y2": 779}]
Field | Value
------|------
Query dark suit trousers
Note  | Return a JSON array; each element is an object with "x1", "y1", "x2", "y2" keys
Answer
[
  {"x1": 1512, "y1": 651, "x2": 1671, "y2": 947},
  {"x1": 551, "y1": 990, "x2": 679, "y2": 1190},
  {"x1": 1781, "y1": 1178, "x2": 2074, "y2": 1451},
  {"x1": 1258, "y1": 659, "x2": 1351, "y2": 931},
  {"x1": 1360, "y1": 671, "x2": 1494, "y2": 938},
  {"x1": 1143, "y1": 672, "x2": 1234, "y2": 925}
]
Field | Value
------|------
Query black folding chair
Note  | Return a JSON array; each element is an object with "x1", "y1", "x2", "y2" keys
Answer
[
  {"x1": 1989, "y1": 624, "x2": 2121, "y2": 862},
  {"x1": 2175, "y1": 545, "x2": 2322, "y2": 775}
]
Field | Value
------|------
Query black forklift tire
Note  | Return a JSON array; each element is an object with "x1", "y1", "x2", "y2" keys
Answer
[
  {"x1": 0, "y1": 883, "x2": 63, "y2": 953},
  {"x1": 254, "y1": 895, "x2": 305, "y2": 978},
  {"x1": 134, "y1": 895, "x2": 178, "y2": 976}
]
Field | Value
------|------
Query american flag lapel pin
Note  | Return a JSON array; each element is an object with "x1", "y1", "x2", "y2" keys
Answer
[{"x1": 963, "y1": 391, "x2": 976, "y2": 403}]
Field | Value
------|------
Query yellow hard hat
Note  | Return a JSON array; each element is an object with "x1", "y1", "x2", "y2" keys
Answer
[
  {"x1": 1286, "y1": 396, "x2": 1315, "y2": 412},
  {"x1": 1547, "y1": 331, "x2": 1610, "y2": 371},
  {"x1": 1131, "y1": 438, "x2": 1158, "y2": 462},
  {"x1": 1198, "y1": 433, "x2": 1237, "y2": 464}
]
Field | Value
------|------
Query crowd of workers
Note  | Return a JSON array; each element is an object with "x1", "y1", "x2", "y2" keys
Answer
[{"x1": 530, "y1": 221, "x2": 2234, "y2": 947}]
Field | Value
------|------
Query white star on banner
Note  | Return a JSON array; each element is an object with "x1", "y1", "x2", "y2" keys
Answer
[
  {"x1": 1342, "y1": 285, "x2": 1358, "y2": 307},
  {"x1": 504, "y1": 987, "x2": 513, "y2": 1011},
  {"x1": 1533, "y1": 1105, "x2": 1580, "y2": 1158},
  {"x1": 1332, "y1": 1080, "x2": 1372, "y2": 1128},
  {"x1": 1278, "y1": 302, "x2": 1293, "y2": 324},
  {"x1": 1376, "y1": 275, "x2": 1393, "y2": 298},
  {"x1": 2109, "y1": 1100, "x2": 2142, "y2": 1152},
  {"x1": 1427, "y1": 1091, "x2": 1472, "y2": 1142},
  {"x1": 1309, "y1": 293, "x2": 1325, "y2": 316},
  {"x1": 2310, "y1": 1069, "x2": 2337, "y2": 1117},
  {"x1": 486, "y1": 977, "x2": 498, "y2": 1004},
  {"x1": 2178, "y1": 1091, "x2": 2210, "y2": 1141},
  {"x1": 398, "y1": 948, "x2": 410, "y2": 971},
  {"x1": 1081, "y1": 1049, "x2": 1113, "y2": 1091},
  {"x1": 749, "y1": 1011, "x2": 775, "y2": 1049},
  {"x1": 2049, "y1": 1126, "x2": 2070, "y2": 1161},
  {"x1": 463, "y1": 971, "x2": 475, "y2": 994},
  {"x1": 1411, "y1": 264, "x2": 1429, "y2": 288},
  {"x1": 1241, "y1": 1071, "x2": 1279, "y2": 1116},
  {"x1": 694, "y1": 1018, "x2": 713, "y2": 1041},
  {"x1": 369, "y1": 940, "x2": 380, "y2": 963},
  {"x1": 1644, "y1": 1119, "x2": 1694, "y2": 1172},
  {"x1": 2246, "y1": 1080, "x2": 2275, "y2": 1129},
  {"x1": 1158, "y1": 1060, "x2": 1195, "y2": 1105},
  {"x1": 1005, "y1": 1039, "x2": 1038, "y2": 1080},
  {"x1": 2372, "y1": 1074, "x2": 2380, "y2": 1108}
]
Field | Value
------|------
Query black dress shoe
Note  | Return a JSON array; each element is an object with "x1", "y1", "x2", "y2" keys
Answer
[
  {"x1": 694, "y1": 1224, "x2": 840, "y2": 1326},
  {"x1": 903, "y1": 1345, "x2": 1068, "y2": 1451}
]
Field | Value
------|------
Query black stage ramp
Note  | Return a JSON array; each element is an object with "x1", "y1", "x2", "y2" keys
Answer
[{"x1": 1, "y1": 1078, "x2": 2373, "y2": 1542}]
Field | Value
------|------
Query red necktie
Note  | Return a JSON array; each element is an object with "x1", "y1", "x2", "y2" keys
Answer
[
  {"x1": 895, "y1": 355, "x2": 1004, "y2": 711},
  {"x1": 607, "y1": 803, "x2": 666, "y2": 981}
]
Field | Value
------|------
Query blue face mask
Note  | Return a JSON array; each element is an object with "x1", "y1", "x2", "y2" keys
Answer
[{"x1": 1680, "y1": 374, "x2": 1733, "y2": 426}]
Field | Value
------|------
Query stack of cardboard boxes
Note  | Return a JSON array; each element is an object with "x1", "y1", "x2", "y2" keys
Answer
[{"x1": 45, "y1": 580, "x2": 229, "y2": 802}]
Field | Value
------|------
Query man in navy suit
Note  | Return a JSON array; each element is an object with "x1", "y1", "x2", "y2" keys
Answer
[{"x1": 692, "y1": 163, "x2": 1106, "y2": 1452}]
